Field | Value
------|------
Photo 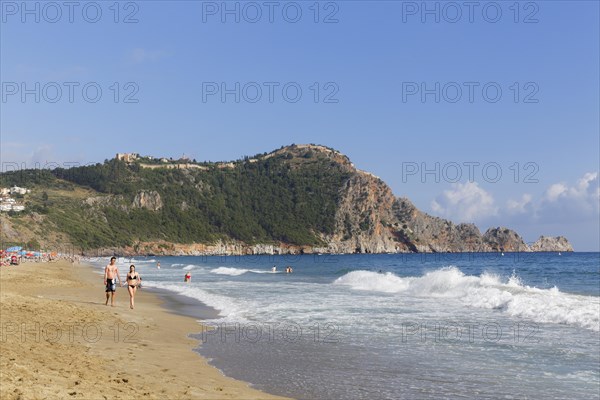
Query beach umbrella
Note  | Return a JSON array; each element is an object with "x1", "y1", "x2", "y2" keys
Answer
[{"x1": 6, "y1": 246, "x2": 22, "y2": 252}]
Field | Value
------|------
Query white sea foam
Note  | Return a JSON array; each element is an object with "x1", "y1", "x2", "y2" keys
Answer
[
  {"x1": 127, "y1": 258, "x2": 156, "y2": 264},
  {"x1": 143, "y1": 281, "x2": 250, "y2": 322},
  {"x1": 210, "y1": 267, "x2": 273, "y2": 276},
  {"x1": 183, "y1": 264, "x2": 197, "y2": 270},
  {"x1": 211, "y1": 267, "x2": 248, "y2": 276},
  {"x1": 334, "y1": 267, "x2": 600, "y2": 331},
  {"x1": 333, "y1": 271, "x2": 409, "y2": 293}
]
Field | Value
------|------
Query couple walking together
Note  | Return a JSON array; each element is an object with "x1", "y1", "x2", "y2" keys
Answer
[{"x1": 104, "y1": 256, "x2": 141, "y2": 309}]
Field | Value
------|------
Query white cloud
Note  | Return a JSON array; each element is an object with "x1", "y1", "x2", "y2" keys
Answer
[
  {"x1": 506, "y1": 193, "x2": 533, "y2": 215},
  {"x1": 505, "y1": 172, "x2": 599, "y2": 223},
  {"x1": 540, "y1": 172, "x2": 599, "y2": 221},
  {"x1": 547, "y1": 172, "x2": 599, "y2": 202},
  {"x1": 431, "y1": 181, "x2": 498, "y2": 223},
  {"x1": 545, "y1": 183, "x2": 567, "y2": 201},
  {"x1": 430, "y1": 172, "x2": 599, "y2": 226},
  {"x1": 505, "y1": 172, "x2": 599, "y2": 250}
]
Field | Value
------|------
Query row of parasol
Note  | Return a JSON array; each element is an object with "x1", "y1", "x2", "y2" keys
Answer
[{"x1": 2, "y1": 246, "x2": 56, "y2": 258}]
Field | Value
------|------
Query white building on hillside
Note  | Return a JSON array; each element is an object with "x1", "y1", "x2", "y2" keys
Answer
[
  {"x1": 0, "y1": 200, "x2": 25, "y2": 212},
  {"x1": 10, "y1": 186, "x2": 30, "y2": 195}
]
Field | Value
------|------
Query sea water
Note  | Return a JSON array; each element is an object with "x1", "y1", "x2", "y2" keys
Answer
[{"x1": 92, "y1": 252, "x2": 600, "y2": 399}]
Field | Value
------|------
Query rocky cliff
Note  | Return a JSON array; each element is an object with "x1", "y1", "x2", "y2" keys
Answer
[
  {"x1": 277, "y1": 145, "x2": 571, "y2": 254},
  {"x1": 482, "y1": 227, "x2": 530, "y2": 252},
  {"x1": 530, "y1": 236, "x2": 574, "y2": 252},
  {"x1": 319, "y1": 167, "x2": 548, "y2": 254},
  {"x1": 132, "y1": 191, "x2": 163, "y2": 211},
  {"x1": 325, "y1": 171, "x2": 399, "y2": 254}
]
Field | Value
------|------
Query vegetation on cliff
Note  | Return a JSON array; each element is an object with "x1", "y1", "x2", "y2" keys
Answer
[{"x1": 1, "y1": 145, "x2": 351, "y2": 249}]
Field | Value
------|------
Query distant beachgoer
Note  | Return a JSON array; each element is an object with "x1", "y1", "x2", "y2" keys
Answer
[
  {"x1": 286, "y1": 266, "x2": 293, "y2": 273},
  {"x1": 104, "y1": 257, "x2": 123, "y2": 307},
  {"x1": 157, "y1": 261, "x2": 161, "y2": 269},
  {"x1": 184, "y1": 272, "x2": 191, "y2": 282},
  {"x1": 272, "y1": 265, "x2": 277, "y2": 273},
  {"x1": 126, "y1": 265, "x2": 141, "y2": 309}
]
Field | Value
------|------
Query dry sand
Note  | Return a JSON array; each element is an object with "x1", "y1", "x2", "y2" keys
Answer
[{"x1": 0, "y1": 260, "x2": 288, "y2": 400}]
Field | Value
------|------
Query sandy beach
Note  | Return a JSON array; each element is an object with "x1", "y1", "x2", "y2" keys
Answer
[{"x1": 0, "y1": 260, "x2": 287, "y2": 400}]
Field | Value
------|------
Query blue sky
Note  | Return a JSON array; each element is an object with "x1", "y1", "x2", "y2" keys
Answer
[{"x1": 1, "y1": 0, "x2": 599, "y2": 250}]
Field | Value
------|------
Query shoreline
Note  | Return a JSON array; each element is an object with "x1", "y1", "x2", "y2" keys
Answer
[
  {"x1": 145, "y1": 287, "x2": 222, "y2": 321},
  {"x1": 0, "y1": 260, "x2": 288, "y2": 400},
  {"x1": 76, "y1": 249, "x2": 577, "y2": 257}
]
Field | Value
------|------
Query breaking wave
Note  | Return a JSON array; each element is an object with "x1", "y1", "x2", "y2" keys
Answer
[{"x1": 334, "y1": 267, "x2": 600, "y2": 331}]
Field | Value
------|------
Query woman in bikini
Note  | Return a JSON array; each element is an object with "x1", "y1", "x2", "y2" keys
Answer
[{"x1": 126, "y1": 265, "x2": 141, "y2": 309}]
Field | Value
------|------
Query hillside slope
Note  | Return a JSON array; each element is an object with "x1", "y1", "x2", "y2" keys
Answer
[{"x1": 0, "y1": 144, "x2": 572, "y2": 255}]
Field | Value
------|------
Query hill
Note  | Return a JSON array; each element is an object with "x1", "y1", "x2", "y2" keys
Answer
[{"x1": 0, "y1": 144, "x2": 573, "y2": 255}]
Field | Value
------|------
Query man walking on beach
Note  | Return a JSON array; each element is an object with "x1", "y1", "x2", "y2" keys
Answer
[{"x1": 104, "y1": 257, "x2": 123, "y2": 306}]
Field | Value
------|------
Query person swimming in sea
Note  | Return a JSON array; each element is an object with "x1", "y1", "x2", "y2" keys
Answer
[{"x1": 184, "y1": 272, "x2": 191, "y2": 282}]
